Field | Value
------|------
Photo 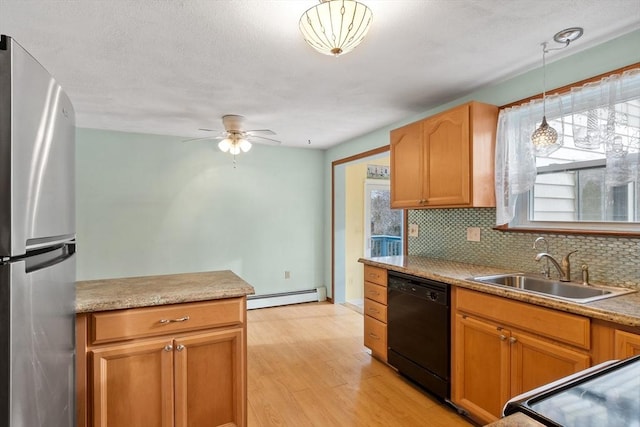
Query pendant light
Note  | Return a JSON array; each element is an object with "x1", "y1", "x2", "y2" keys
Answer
[
  {"x1": 531, "y1": 42, "x2": 560, "y2": 156},
  {"x1": 531, "y1": 27, "x2": 584, "y2": 156},
  {"x1": 299, "y1": 0, "x2": 373, "y2": 57}
]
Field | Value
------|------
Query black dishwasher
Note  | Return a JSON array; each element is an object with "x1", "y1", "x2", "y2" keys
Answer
[{"x1": 387, "y1": 271, "x2": 450, "y2": 401}]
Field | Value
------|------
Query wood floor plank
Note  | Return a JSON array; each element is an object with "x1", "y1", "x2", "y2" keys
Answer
[{"x1": 247, "y1": 302, "x2": 473, "y2": 427}]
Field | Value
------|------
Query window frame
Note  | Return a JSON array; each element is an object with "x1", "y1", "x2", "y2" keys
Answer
[{"x1": 496, "y1": 62, "x2": 640, "y2": 237}]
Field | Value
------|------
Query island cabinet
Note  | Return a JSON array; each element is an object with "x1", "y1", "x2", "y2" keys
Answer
[
  {"x1": 77, "y1": 297, "x2": 247, "y2": 427},
  {"x1": 390, "y1": 101, "x2": 498, "y2": 209},
  {"x1": 363, "y1": 265, "x2": 388, "y2": 362},
  {"x1": 452, "y1": 288, "x2": 591, "y2": 425}
]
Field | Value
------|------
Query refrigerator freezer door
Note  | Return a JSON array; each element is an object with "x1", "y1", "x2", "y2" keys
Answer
[
  {"x1": 0, "y1": 244, "x2": 76, "y2": 427},
  {"x1": 0, "y1": 35, "x2": 75, "y2": 258}
]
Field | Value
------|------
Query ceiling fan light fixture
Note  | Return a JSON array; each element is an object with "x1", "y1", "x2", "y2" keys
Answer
[
  {"x1": 299, "y1": 0, "x2": 373, "y2": 57},
  {"x1": 239, "y1": 139, "x2": 252, "y2": 153},
  {"x1": 218, "y1": 138, "x2": 232, "y2": 153}
]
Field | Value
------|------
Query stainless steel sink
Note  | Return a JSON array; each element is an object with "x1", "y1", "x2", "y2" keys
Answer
[{"x1": 470, "y1": 274, "x2": 636, "y2": 303}]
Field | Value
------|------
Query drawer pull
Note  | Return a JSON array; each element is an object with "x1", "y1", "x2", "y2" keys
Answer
[
  {"x1": 159, "y1": 316, "x2": 190, "y2": 324},
  {"x1": 369, "y1": 308, "x2": 379, "y2": 314},
  {"x1": 509, "y1": 337, "x2": 518, "y2": 344},
  {"x1": 176, "y1": 344, "x2": 185, "y2": 352},
  {"x1": 499, "y1": 335, "x2": 507, "y2": 341},
  {"x1": 369, "y1": 332, "x2": 380, "y2": 340},
  {"x1": 367, "y1": 290, "x2": 379, "y2": 296},
  {"x1": 164, "y1": 344, "x2": 173, "y2": 352}
]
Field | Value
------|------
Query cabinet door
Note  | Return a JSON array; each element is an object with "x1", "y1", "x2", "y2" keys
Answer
[
  {"x1": 510, "y1": 332, "x2": 590, "y2": 397},
  {"x1": 423, "y1": 104, "x2": 470, "y2": 206},
  {"x1": 453, "y1": 314, "x2": 510, "y2": 424},
  {"x1": 174, "y1": 328, "x2": 245, "y2": 427},
  {"x1": 390, "y1": 120, "x2": 424, "y2": 208},
  {"x1": 615, "y1": 330, "x2": 640, "y2": 358},
  {"x1": 91, "y1": 338, "x2": 174, "y2": 427}
]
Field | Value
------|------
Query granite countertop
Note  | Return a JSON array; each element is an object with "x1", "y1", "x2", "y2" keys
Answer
[
  {"x1": 76, "y1": 270, "x2": 255, "y2": 313},
  {"x1": 359, "y1": 255, "x2": 640, "y2": 327},
  {"x1": 484, "y1": 412, "x2": 545, "y2": 427}
]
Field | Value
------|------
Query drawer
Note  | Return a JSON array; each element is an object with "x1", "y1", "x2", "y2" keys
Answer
[
  {"x1": 364, "y1": 281, "x2": 387, "y2": 305},
  {"x1": 364, "y1": 265, "x2": 387, "y2": 286},
  {"x1": 456, "y1": 289, "x2": 590, "y2": 349},
  {"x1": 364, "y1": 298, "x2": 387, "y2": 323},
  {"x1": 364, "y1": 315, "x2": 387, "y2": 362},
  {"x1": 90, "y1": 298, "x2": 244, "y2": 345}
]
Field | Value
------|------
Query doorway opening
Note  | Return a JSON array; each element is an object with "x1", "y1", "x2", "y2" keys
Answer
[{"x1": 332, "y1": 146, "x2": 404, "y2": 309}]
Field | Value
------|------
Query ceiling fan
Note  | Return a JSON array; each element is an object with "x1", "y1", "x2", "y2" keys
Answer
[{"x1": 186, "y1": 115, "x2": 281, "y2": 156}]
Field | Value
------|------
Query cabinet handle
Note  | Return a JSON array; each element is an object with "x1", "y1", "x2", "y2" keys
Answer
[
  {"x1": 367, "y1": 290, "x2": 379, "y2": 296},
  {"x1": 499, "y1": 335, "x2": 507, "y2": 341},
  {"x1": 509, "y1": 337, "x2": 517, "y2": 344},
  {"x1": 368, "y1": 273, "x2": 378, "y2": 278},
  {"x1": 164, "y1": 344, "x2": 173, "y2": 352},
  {"x1": 176, "y1": 344, "x2": 185, "y2": 352},
  {"x1": 369, "y1": 332, "x2": 380, "y2": 340},
  {"x1": 368, "y1": 308, "x2": 379, "y2": 314},
  {"x1": 159, "y1": 316, "x2": 190, "y2": 324}
]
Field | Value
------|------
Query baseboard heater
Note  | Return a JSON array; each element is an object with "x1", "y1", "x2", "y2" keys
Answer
[{"x1": 247, "y1": 287, "x2": 327, "y2": 310}]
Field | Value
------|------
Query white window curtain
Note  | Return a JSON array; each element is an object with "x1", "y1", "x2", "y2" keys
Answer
[{"x1": 495, "y1": 67, "x2": 640, "y2": 226}]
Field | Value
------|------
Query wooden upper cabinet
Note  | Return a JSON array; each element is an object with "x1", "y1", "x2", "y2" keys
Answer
[
  {"x1": 390, "y1": 120, "x2": 424, "y2": 208},
  {"x1": 390, "y1": 101, "x2": 498, "y2": 209}
]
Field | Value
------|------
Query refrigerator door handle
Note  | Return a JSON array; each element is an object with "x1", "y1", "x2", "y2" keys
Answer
[
  {"x1": 25, "y1": 243, "x2": 75, "y2": 273},
  {"x1": 25, "y1": 235, "x2": 75, "y2": 252}
]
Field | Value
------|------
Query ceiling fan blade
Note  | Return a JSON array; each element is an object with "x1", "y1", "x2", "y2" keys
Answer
[
  {"x1": 198, "y1": 128, "x2": 219, "y2": 132},
  {"x1": 248, "y1": 134, "x2": 282, "y2": 144},
  {"x1": 245, "y1": 129, "x2": 276, "y2": 136},
  {"x1": 182, "y1": 136, "x2": 216, "y2": 143}
]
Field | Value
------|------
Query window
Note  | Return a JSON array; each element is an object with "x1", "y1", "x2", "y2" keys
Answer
[{"x1": 496, "y1": 67, "x2": 640, "y2": 233}]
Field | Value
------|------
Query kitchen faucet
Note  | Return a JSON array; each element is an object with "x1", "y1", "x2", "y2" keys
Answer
[
  {"x1": 535, "y1": 250, "x2": 578, "y2": 282},
  {"x1": 533, "y1": 237, "x2": 551, "y2": 278}
]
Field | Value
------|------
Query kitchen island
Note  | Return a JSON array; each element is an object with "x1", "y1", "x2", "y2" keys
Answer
[{"x1": 76, "y1": 270, "x2": 255, "y2": 427}]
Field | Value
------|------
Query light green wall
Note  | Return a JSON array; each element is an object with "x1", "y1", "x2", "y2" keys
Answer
[
  {"x1": 325, "y1": 30, "x2": 640, "y2": 297},
  {"x1": 76, "y1": 128, "x2": 325, "y2": 297}
]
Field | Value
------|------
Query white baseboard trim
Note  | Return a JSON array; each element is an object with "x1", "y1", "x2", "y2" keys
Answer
[{"x1": 247, "y1": 286, "x2": 327, "y2": 310}]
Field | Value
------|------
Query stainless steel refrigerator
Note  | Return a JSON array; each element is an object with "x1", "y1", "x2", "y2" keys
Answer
[{"x1": 0, "y1": 34, "x2": 76, "y2": 427}]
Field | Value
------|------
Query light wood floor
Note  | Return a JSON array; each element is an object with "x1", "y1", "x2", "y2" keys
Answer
[{"x1": 246, "y1": 302, "x2": 473, "y2": 427}]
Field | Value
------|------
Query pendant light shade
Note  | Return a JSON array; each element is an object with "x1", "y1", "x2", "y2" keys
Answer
[
  {"x1": 299, "y1": 0, "x2": 373, "y2": 57},
  {"x1": 531, "y1": 116, "x2": 559, "y2": 156}
]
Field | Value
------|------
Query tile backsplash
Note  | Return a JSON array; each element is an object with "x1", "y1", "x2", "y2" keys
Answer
[{"x1": 407, "y1": 208, "x2": 640, "y2": 289}]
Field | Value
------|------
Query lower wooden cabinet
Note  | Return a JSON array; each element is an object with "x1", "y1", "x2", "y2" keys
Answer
[
  {"x1": 615, "y1": 329, "x2": 640, "y2": 358},
  {"x1": 92, "y1": 338, "x2": 175, "y2": 427},
  {"x1": 78, "y1": 298, "x2": 247, "y2": 427},
  {"x1": 453, "y1": 314, "x2": 510, "y2": 422},
  {"x1": 452, "y1": 289, "x2": 591, "y2": 425},
  {"x1": 363, "y1": 265, "x2": 388, "y2": 362}
]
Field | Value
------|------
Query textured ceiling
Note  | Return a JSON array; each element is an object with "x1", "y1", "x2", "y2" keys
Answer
[{"x1": 1, "y1": 1, "x2": 639, "y2": 149}]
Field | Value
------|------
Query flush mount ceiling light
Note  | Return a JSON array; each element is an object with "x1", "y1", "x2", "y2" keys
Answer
[
  {"x1": 531, "y1": 27, "x2": 584, "y2": 156},
  {"x1": 299, "y1": 0, "x2": 373, "y2": 57}
]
